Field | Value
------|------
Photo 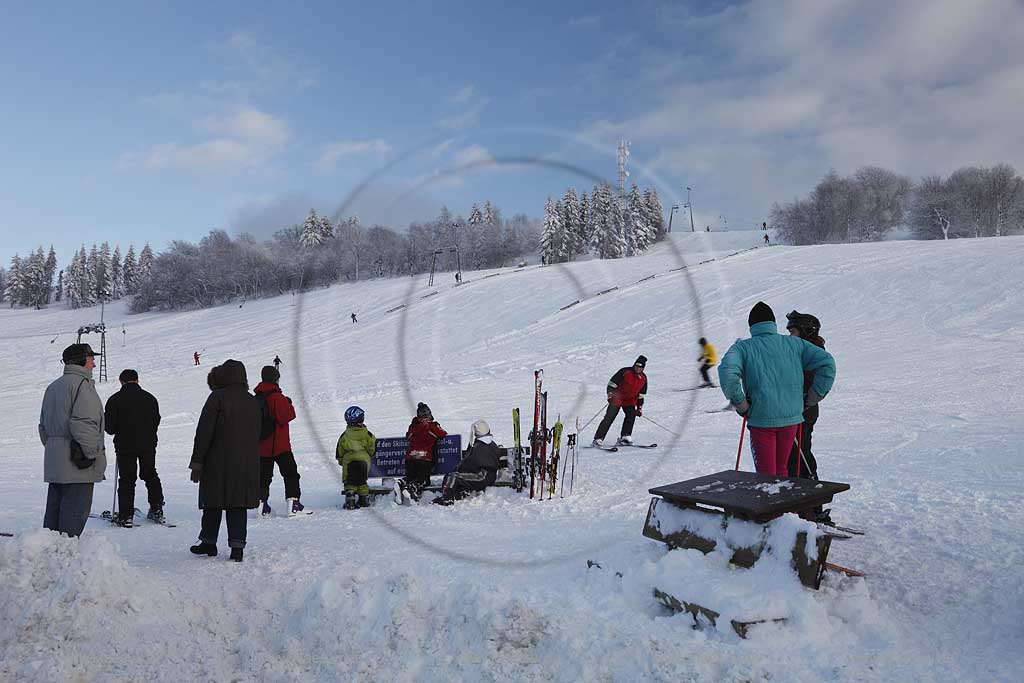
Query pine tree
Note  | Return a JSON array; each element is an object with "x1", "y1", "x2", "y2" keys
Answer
[
  {"x1": 467, "y1": 204, "x2": 484, "y2": 268},
  {"x1": 483, "y1": 200, "x2": 504, "y2": 266},
  {"x1": 561, "y1": 188, "x2": 582, "y2": 260},
  {"x1": 82, "y1": 246, "x2": 97, "y2": 306},
  {"x1": 591, "y1": 185, "x2": 626, "y2": 259},
  {"x1": 644, "y1": 187, "x2": 665, "y2": 239},
  {"x1": 578, "y1": 190, "x2": 592, "y2": 256},
  {"x1": 6, "y1": 255, "x2": 23, "y2": 307},
  {"x1": 137, "y1": 244, "x2": 154, "y2": 292},
  {"x1": 540, "y1": 197, "x2": 566, "y2": 264},
  {"x1": 123, "y1": 245, "x2": 138, "y2": 295},
  {"x1": 55, "y1": 270, "x2": 63, "y2": 302},
  {"x1": 44, "y1": 246, "x2": 58, "y2": 304},
  {"x1": 110, "y1": 245, "x2": 123, "y2": 299},
  {"x1": 301, "y1": 209, "x2": 331, "y2": 248},
  {"x1": 628, "y1": 183, "x2": 655, "y2": 254},
  {"x1": 26, "y1": 248, "x2": 47, "y2": 308}
]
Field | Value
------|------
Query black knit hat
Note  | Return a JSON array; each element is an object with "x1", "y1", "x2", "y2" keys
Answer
[
  {"x1": 417, "y1": 402, "x2": 432, "y2": 418},
  {"x1": 748, "y1": 301, "x2": 775, "y2": 327},
  {"x1": 261, "y1": 365, "x2": 280, "y2": 384},
  {"x1": 634, "y1": 355, "x2": 647, "y2": 368}
]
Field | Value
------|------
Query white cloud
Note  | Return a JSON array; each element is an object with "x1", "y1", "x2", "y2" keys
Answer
[
  {"x1": 440, "y1": 84, "x2": 490, "y2": 130},
  {"x1": 122, "y1": 107, "x2": 290, "y2": 172},
  {"x1": 201, "y1": 107, "x2": 291, "y2": 146},
  {"x1": 317, "y1": 138, "x2": 393, "y2": 171},
  {"x1": 580, "y1": 0, "x2": 1024, "y2": 219},
  {"x1": 452, "y1": 144, "x2": 494, "y2": 167}
]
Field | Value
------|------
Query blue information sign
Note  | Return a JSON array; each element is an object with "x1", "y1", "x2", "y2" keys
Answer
[{"x1": 369, "y1": 434, "x2": 462, "y2": 478}]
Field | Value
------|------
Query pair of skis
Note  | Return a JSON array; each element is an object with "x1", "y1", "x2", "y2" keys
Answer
[
  {"x1": 92, "y1": 508, "x2": 177, "y2": 528},
  {"x1": 517, "y1": 369, "x2": 574, "y2": 499}
]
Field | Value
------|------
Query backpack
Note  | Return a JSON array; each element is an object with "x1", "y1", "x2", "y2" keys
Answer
[{"x1": 255, "y1": 393, "x2": 276, "y2": 440}]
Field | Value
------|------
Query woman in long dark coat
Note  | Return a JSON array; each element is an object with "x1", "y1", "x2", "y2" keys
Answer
[{"x1": 188, "y1": 359, "x2": 261, "y2": 562}]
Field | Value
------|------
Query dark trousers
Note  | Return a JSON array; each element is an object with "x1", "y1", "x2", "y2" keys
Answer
[
  {"x1": 441, "y1": 468, "x2": 496, "y2": 500},
  {"x1": 787, "y1": 406, "x2": 819, "y2": 479},
  {"x1": 44, "y1": 482, "x2": 94, "y2": 537},
  {"x1": 404, "y1": 458, "x2": 434, "y2": 491},
  {"x1": 117, "y1": 450, "x2": 163, "y2": 515},
  {"x1": 199, "y1": 508, "x2": 247, "y2": 549},
  {"x1": 594, "y1": 404, "x2": 637, "y2": 440},
  {"x1": 259, "y1": 452, "x2": 301, "y2": 501},
  {"x1": 699, "y1": 363, "x2": 713, "y2": 384}
]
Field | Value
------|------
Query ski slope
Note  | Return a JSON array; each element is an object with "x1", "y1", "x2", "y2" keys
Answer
[{"x1": 1, "y1": 232, "x2": 1022, "y2": 681}]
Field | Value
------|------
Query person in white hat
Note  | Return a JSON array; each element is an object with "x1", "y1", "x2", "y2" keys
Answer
[{"x1": 433, "y1": 420, "x2": 501, "y2": 506}]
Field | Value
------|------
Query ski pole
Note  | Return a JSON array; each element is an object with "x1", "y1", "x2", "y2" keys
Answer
[
  {"x1": 796, "y1": 423, "x2": 803, "y2": 478},
  {"x1": 734, "y1": 415, "x2": 748, "y2": 471},
  {"x1": 640, "y1": 414, "x2": 681, "y2": 437},
  {"x1": 579, "y1": 405, "x2": 606, "y2": 433},
  {"x1": 111, "y1": 458, "x2": 118, "y2": 518}
]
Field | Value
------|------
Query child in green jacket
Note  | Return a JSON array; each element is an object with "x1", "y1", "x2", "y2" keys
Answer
[{"x1": 336, "y1": 406, "x2": 376, "y2": 509}]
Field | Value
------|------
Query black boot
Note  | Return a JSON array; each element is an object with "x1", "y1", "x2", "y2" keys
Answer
[
  {"x1": 190, "y1": 542, "x2": 217, "y2": 557},
  {"x1": 229, "y1": 547, "x2": 243, "y2": 562},
  {"x1": 358, "y1": 495, "x2": 371, "y2": 508}
]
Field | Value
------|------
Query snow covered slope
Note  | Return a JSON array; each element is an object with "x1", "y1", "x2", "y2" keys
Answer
[{"x1": 2, "y1": 236, "x2": 1022, "y2": 681}]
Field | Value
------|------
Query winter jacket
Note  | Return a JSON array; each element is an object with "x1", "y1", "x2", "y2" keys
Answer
[
  {"x1": 38, "y1": 364, "x2": 107, "y2": 484},
  {"x1": 718, "y1": 321, "x2": 836, "y2": 428},
  {"x1": 406, "y1": 418, "x2": 448, "y2": 461},
  {"x1": 254, "y1": 381, "x2": 295, "y2": 457},
  {"x1": 607, "y1": 367, "x2": 647, "y2": 407},
  {"x1": 104, "y1": 383, "x2": 160, "y2": 454},
  {"x1": 335, "y1": 425, "x2": 376, "y2": 467},
  {"x1": 458, "y1": 435, "x2": 500, "y2": 485},
  {"x1": 700, "y1": 342, "x2": 718, "y2": 366},
  {"x1": 190, "y1": 360, "x2": 260, "y2": 510}
]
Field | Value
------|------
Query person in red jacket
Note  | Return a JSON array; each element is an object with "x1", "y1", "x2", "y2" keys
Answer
[
  {"x1": 593, "y1": 355, "x2": 648, "y2": 447},
  {"x1": 398, "y1": 402, "x2": 447, "y2": 502},
  {"x1": 254, "y1": 366, "x2": 304, "y2": 516}
]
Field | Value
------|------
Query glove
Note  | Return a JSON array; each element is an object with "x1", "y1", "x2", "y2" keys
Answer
[
  {"x1": 190, "y1": 465, "x2": 202, "y2": 483},
  {"x1": 636, "y1": 405, "x2": 643, "y2": 417},
  {"x1": 805, "y1": 390, "x2": 823, "y2": 409},
  {"x1": 733, "y1": 400, "x2": 750, "y2": 417}
]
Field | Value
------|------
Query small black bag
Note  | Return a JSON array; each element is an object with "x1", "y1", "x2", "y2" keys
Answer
[{"x1": 69, "y1": 379, "x2": 96, "y2": 470}]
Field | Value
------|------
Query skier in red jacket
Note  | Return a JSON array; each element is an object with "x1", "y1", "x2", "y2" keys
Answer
[
  {"x1": 254, "y1": 366, "x2": 304, "y2": 517},
  {"x1": 398, "y1": 402, "x2": 447, "y2": 502},
  {"x1": 593, "y1": 355, "x2": 648, "y2": 447}
]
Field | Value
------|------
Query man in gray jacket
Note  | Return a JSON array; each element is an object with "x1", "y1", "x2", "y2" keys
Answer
[{"x1": 39, "y1": 343, "x2": 107, "y2": 537}]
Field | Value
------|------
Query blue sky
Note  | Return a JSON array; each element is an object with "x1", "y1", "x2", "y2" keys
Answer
[{"x1": 2, "y1": 0, "x2": 1022, "y2": 267}]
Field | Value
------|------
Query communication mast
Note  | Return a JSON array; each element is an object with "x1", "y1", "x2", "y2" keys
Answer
[{"x1": 618, "y1": 140, "x2": 632, "y2": 255}]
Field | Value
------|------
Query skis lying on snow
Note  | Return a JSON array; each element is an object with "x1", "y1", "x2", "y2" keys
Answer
[
  {"x1": 584, "y1": 443, "x2": 618, "y2": 452},
  {"x1": 617, "y1": 442, "x2": 657, "y2": 449},
  {"x1": 818, "y1": 520, "x2": 865, "y2": 536},
  {"x1": 93, "y1": 509, "x2": 178, "y2": 528},
  {"x1": 823, "y1": 562, "x2": 865, "y2": 578}
]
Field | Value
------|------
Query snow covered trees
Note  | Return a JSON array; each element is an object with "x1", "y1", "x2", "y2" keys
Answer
[
  {"x1": 541, "y1": 197, "x2": 566, "y2": 264},
  {"x1": 773, "y1": 164, "x2": 1023, "y2": 243},
  {"x1": 590, "y1": 184, "x2": 626, "y2": 259},
  {"x1": 300, "y1": 209, "x2": 334, "y2": 248},
  {"x1": 541, "y1": 183, "x2": 663, "y2": 260}
]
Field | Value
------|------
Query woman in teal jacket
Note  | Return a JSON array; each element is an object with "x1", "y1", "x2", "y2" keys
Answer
[{"x1": 718, "y1": 302, "x2": 836, "y2": 476}]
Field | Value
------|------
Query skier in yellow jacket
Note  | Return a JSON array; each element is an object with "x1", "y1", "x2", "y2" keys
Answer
[
  {"x1": 698, "y1": 338, "x2": 718, "y2": 388},
  {"x1": 336, "y1": 406, "x2": 376, "y2": 509}
]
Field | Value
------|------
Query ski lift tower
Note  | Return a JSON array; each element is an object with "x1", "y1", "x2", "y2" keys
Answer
[
  {"x1": 427, "y1": 245, "x2": 462, "y2": 287},
  {"x1": 618, "y1": 140, "x2": 632, "y2": 255},
  {"x1": 76, "y1": 300, "x2": 108, "y2": 382}
]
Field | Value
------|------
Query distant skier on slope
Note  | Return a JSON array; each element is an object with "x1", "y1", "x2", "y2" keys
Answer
[
  {"x1": 351, "y1": 313, "x2": 358, "y2": 323},
  {"x1": 432, "y1": 420, "x2": 500, "y2": 506},
  {"x1": 698, "y1": 338, "x2": 718, "y2": 388},
  {"x1": 718, "y1": 302, "x2": 835, "y2": 477},
  {"x1": 764, "y1": 233, "x2": 770, "y2": 245},
  {"x1": 273, "y1": 355, "x2": 282, "y2": 371},
  {"x1": 194, "y1": 351, "x2": 201, "y2": 366},
  {"x1": 398, "y1": 403, "x2": 447, "y2": 502},
  {"x1": 592, "y1": 356, "x2": 648, "y2": 448}
]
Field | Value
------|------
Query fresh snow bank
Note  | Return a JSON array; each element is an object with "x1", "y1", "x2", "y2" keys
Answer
[{"x1": 2, "y1": 236, "x2": 1023, "y2": 681}]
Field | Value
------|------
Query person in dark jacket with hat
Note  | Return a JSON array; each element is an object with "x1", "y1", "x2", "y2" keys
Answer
[
  {"x1": 188, "y1": 360, "x2": 260, "y2": 562},
  {"x1": 433, "y1": 420, "x2": 501, "y2": 506},
  {"x1": 719, "y1": 302, "x2": 836, "y2": 477},
  {"x1": 254, "y1": 365, "x2": 304, "y2": 517},
  {"x1": 104, "y1": 369, "x2": 163, "y2": 526},
  {"x1": 38, "y1": 343, "x2": 107, "y2": 537},
  {"x1": 398, "y1": 402, "x2": 447, "y2": 502},
  {"x1": 592, "y1": 356, "x2": 649, "y2": 447}
]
